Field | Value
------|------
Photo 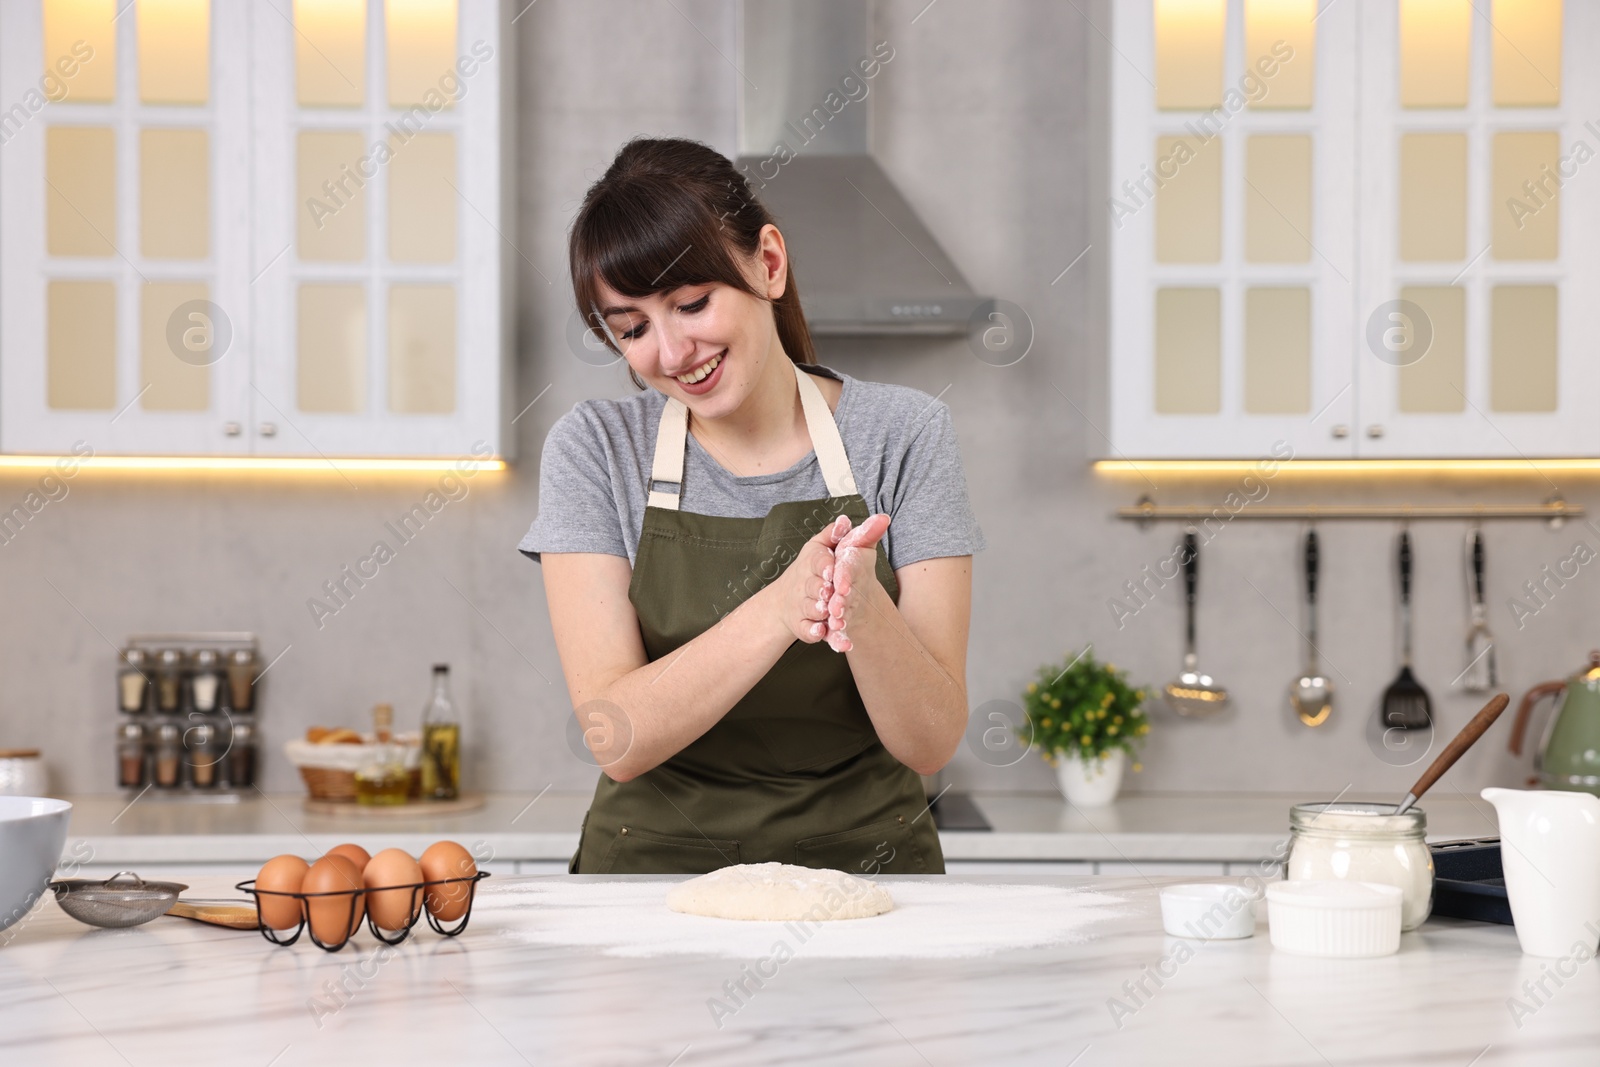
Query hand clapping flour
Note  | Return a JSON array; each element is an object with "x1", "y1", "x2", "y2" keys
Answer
[{"x1": 476, "y1": 870, "x2": 1128, "y2": 959}]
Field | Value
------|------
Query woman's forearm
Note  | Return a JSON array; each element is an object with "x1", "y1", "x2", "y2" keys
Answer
[
  {"x1": 841, "y1": 578, "x2": 967, "y2": 776},
  {"x1": 588, "y1": 584, "x2": 795, "y2": 782}
]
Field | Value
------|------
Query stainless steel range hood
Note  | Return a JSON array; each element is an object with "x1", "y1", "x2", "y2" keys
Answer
[{"x1": 736, "y1": 0, "x2": 985, "y2": 336}]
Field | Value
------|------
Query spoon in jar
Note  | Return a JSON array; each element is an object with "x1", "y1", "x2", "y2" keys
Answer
[{"x1": 1394, "y1": 693, "x2": 1511, "y2": 815}]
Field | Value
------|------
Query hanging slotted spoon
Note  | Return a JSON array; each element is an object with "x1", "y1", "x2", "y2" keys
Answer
[
  {"x1": 1459, "y1": 527, "x2": 1497, "y2": 693},
  {"x1": 1291, "y1": 528, "x2": 1333, "y2": 727},
  {"x1": 1164, "y1": 530, "x2": 1231, "y2": 717}
]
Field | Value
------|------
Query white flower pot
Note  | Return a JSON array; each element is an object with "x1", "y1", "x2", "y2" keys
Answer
[{"x1": 1056, "y1": 749, "x2": 1126, "y2": 807}]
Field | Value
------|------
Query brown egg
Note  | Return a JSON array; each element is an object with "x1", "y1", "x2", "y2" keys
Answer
[
  {"x1": 254, "y1": 854, "x2": 310, "y2": 930},
  {"x1": 325, "y1": 843, "x2": 371, "y2": 870},
  {"x1": 364, "y1": 848, "x2": 425, "y2": 931},
  {"x1": 303, "y1": 854, "x2": 365, "y2": 945},
  {"x1": 419, "y1": 840, "x2": 478, "y2": 922}
]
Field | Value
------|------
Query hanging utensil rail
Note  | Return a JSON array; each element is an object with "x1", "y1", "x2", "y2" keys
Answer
[{"x1": 1118, "y1": 496, "x2": 1582, "y2": 527}]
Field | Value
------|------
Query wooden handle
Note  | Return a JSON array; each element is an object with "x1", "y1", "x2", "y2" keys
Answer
[
  {"x1": 1406, "y1": 693, "x2": 1510, "y2": 802},
  {"x1": 165, "y1": 899, "x2": 260, "y2": 930}
]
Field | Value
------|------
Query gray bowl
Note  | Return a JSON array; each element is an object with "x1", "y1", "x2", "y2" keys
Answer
[{"x1": 0, "y1": 797, "x2": 72, "y2": 936}]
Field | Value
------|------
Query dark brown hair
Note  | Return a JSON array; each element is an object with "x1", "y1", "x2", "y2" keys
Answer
[{"x1": 569, "y1": 138, "x2": 816, "y2": 387}]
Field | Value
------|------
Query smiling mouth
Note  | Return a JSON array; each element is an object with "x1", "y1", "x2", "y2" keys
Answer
[{"x1": 675, "y1": 351, "x2": 724, "y2": 385}]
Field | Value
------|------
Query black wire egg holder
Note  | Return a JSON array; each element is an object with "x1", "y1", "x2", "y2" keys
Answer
[{"x1": 234, "y1": 871, "x2": 490, "y2": 952}]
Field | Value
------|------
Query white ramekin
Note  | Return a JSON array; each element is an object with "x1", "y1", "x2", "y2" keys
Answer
[
  {"x1": 1266, "y1": 880, "x2": 1403, "y2": 958},
  {"x1": 1159, "y1": 883, "x2": 1257, "y2": 939}
]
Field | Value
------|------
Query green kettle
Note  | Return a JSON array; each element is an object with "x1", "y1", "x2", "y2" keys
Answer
[{"x1": 1509, "y1": 651, "x2": 1600, "y2": 795}]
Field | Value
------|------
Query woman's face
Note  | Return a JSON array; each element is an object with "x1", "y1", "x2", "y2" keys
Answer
[{"x1": 594, "y1": 226, "x2": 789, "y2": 420}]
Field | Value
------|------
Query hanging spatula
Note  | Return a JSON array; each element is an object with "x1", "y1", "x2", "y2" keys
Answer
[
  {"x1": 1459, "y1": 528, "x2": 1497, "y2": 693},
  {"x1": 1380, "y1": 529, "x2": 1433, "y2": 731}
]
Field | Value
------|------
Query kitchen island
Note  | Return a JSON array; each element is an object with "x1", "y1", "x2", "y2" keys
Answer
[{"x1": 1, "y1": 871, "x2": 1590, "y2": 1067}]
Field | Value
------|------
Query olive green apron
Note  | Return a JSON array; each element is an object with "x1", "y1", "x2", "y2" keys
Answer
[{"x1": 572, "y1": 363, "x2": 944, "y2": 875}]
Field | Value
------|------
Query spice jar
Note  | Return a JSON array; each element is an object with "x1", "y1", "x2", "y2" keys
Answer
[
  {"x1": 0, "y1": 749, "x2": 48, "y2": 796},
  {"x1": 190, "y1": 649, "x2": 223, "y2": 714},
  {"x1": 186, "y1": 722, "x2": 220, "y2": 788},
  {"x1": 117, "y1": 649, "x2": 152, "y2": 713},
  {"x1": 1286, "y1": 801, "x2": 1434, "y2": 931},
  {"x1": 115, "y1": 723, "x2": 146, "y2": 789},
  {"x1": 154, "y1": 649, "x2": 184, "y2": 713},
  {"x1": 226, "y1": 719, "x2": 256, "y2": 788},
  {"x1": 225, "y1": 648, "x2": 258, "y2": 712},
  {"x1": 153, "y1": 721, "x2": 182, "y2": 788}
]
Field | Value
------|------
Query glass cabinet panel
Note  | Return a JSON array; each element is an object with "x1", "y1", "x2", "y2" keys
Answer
[
  {"x1": 1399, "y1": 133, "x2": 1467, "y2": 260},
  {"x1": 46, "y1": 127, "x2": 116, "y2": 257},
  {"x1": 386, "y1": 0, "x2": 458, "y2": 109},
  {"x1": 1245, "y1": 0, "x2": 1315, "y2": 108},
  {"x1": 138, "y1": 0, "x2": 210, "y2": 105},
  {"x1": 1397, "y1": 286, "x2": 1465, "y2": 412},
  {"x1": 1493, "y1": 0, "x2": 1561, "y2": 107},
  {"x1": 1154, "y1": 0, "x2": 1225, "y2": 110},
  {"x1": 298, "y1": 284, "x2": 368, "y2": 413},
  {"x1": 1400, "y1": 0, "x2": 1471, "y2": 108},
  {"x1": 1155, "y1": 135, "x2": 1222, "y2": 262},
  {"x1": 1244, "y1": 287, "x2": 1311, "y2": 413},
  {"x1": 1491, "y1": 285, "x2": 1557, "y2": 411},
  {"x1": 1154, "y1": 288, "x2": 1222, "y2": 414},
  {"x1": 388, "y1": 132, "x2": 457, "y2": 263},
  {"x1": 140, "y1": 129, "x2": 210, "y2": 260},
  {"x1": 1492, "y1": 131, "x2": 1560, "y2": 259},
  {"x1": 141, "y1": 282, "x2": 211, "y2": 411},
  {"x1": 297, "y1": 131, "x2": 368, "y2": 261},
  {"x1": 294, "y1": 0, "x2": 366, "y2": 107},
  {"x1": 47, "y1": 281, "x2": 117, "y2": 410},
  {"x1": 44, "y1": 0, "x2": 116, "y2": 103},
  {"x1": 389, "y1": 285, "x2": 456, "y2": 413},
  {"x1": 1245, "y1": 135, "x2": 1312, "y2": 262}
]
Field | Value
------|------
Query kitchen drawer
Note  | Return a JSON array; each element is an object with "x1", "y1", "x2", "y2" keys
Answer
[
  {"x1": 944, "y1": 861, "x2": 1094, "y2": 875},
  {"x1": 1094, "y1": 861, "x2": 1228, "y2": 877}
]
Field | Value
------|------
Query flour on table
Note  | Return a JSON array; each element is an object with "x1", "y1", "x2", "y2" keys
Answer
[
  {"x1": 477, "y1": 879, "x2": 1128, "y2": 959},
  {"x1": 665, "y1": 862, "x2": 893, "y2": 921}
]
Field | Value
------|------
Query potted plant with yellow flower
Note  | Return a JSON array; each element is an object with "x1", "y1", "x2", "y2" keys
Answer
[{"x1": 1019, "y1": 648, "x2": 1151, "y2": 807}]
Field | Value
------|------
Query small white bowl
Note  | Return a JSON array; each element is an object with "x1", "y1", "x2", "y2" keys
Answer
[
  {"x1": 1159, "y1": 882, "x2": 1257, "y2": 939},
  {"x1": 1266, "y1": 880, "x2": 1403, "y2": 958}
]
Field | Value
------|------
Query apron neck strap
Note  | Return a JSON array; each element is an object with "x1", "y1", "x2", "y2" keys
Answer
[{"x1": 647, "y1": 363, "x2": 859, "y2": 511}]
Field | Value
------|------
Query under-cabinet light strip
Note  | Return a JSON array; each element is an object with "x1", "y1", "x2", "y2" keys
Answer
[{"x1": 0, "y1": 456, "x2": 508, "y2": 473}]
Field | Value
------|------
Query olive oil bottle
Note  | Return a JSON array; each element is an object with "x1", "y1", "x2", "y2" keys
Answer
[{"x1": 421, "y1": 664, "x2": 461, "y2": 800}]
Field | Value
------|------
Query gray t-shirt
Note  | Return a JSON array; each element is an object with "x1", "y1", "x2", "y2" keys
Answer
[{"x1": 518, "y1": 364, "x2": 985, "y2": 569}]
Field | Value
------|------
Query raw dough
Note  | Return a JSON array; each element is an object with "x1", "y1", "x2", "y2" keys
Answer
[{"x1": 665, "y1": 862, "x2": 894, "y2": 922}]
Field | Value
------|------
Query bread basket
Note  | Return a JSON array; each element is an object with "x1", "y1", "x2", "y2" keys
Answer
[{"x1": 284, "y1": 735, "x2": 422, "y2": 802}]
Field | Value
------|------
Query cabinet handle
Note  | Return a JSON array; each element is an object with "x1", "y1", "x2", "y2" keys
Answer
[
  {"x1": 1367, "y1": 424, "x2": 1385, "y2": 438},
  {"x1": 223, "y1": 422, "x2": 241, "y2": 437},
  {"x1": 1331, "y1": 424, "x2": 1349, "y2": 439},
  {"x1": 259, "y1": 422, "x2": 277, "y2": 438}
]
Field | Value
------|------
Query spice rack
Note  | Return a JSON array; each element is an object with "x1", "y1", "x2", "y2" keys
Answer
[{"x1": 116, "y1": 632, "x2": 266, "y2": 801}]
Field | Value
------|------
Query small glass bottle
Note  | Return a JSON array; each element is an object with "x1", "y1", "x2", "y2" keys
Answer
[
  {"x1": 421, "y1": 664, "x2": 461, "y2": 800},
  {"x1": 226, "y1": 718, "x2": 256, "y2": 788},
  {"x1": 354, "y1": 704, "x2": 409, "y2": 805},
  {"x1": 117, "y1": 721, "x2": 146, "y2": 788},
  {"x1": 190, "y1": 649, "x2": 224, "y2": 714},
  {"x1": 187, "y1": 721, "x2": 219, "y2": 788},
  {"x1": 118, "y1": 649, "x2": 152, "y2": 714},
  {"x1": 153, "y1": 721, "x2": 182, "y2": 788},
  {"x1": 154, "y1": 649, "x2": 184, "y2": 713},
  {"x1": 225, "y1": 648, "x2": 259, "y2": 712}
]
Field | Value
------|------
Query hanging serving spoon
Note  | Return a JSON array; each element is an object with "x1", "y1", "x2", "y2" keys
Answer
[
  {"x1": 1164, "y1": 530, "x2": 1231, "y2": 717},
  {"x1": 1291, "y1": 527, "x2": 1333, "y2": 727}
]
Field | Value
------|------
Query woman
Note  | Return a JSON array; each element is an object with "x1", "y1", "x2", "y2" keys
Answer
[{"x1": 519, "y1": 138, "x2": 985, "y2": 875}]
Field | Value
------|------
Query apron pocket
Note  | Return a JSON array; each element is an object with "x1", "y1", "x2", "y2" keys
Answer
[
  {"x1": 598, "y1": 825, "x2": 741, "y2": 875},
  {"x1": 795, "y1": 815, "x2": 927, "y2": 876}
]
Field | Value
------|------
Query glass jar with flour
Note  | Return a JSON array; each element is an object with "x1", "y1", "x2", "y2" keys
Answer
[{"x1": 1286, "y1": 802, "x2": 1434, "y2": 931}]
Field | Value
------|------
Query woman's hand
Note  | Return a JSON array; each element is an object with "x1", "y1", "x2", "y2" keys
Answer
[
  {"x1": 823, "y1": 514, "x2": 891, "y2": 652},
  {"x1": 761, "y1": 514, "x2": 853, "y2": 644}
]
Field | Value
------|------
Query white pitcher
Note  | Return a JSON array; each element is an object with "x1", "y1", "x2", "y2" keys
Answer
[{"x1": 1481, "y1": 787, "x2": 1600, "y2": 957}]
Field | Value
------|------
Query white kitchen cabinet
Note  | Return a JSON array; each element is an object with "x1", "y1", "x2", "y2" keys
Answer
[
  {"x1": 0, "y1": 0, "x2": 513, "y2": 460},
  {"x1": 1107, "y1": 0, "x2": 1596, "y2": 460}
]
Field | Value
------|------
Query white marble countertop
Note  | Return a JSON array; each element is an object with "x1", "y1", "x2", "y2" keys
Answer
[
  {"x1": 1, "y1": 871, "x2": 1589, "y2": 1066},
  {"x1": 50, "y1": 790, "x2": 1506, "y2": 866}
]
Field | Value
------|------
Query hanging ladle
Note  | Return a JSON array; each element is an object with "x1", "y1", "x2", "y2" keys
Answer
[
  {"x1": 1291, "y1": 527, "x2": 1333, "y2": 727},
  {"x1": 1163, "y1": 530, "x2": 1231, "y2": 717}
]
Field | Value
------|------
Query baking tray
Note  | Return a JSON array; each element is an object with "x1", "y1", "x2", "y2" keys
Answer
[{"x1": 1430, "y1": 837, "x2": 1512, "y2": 926}]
